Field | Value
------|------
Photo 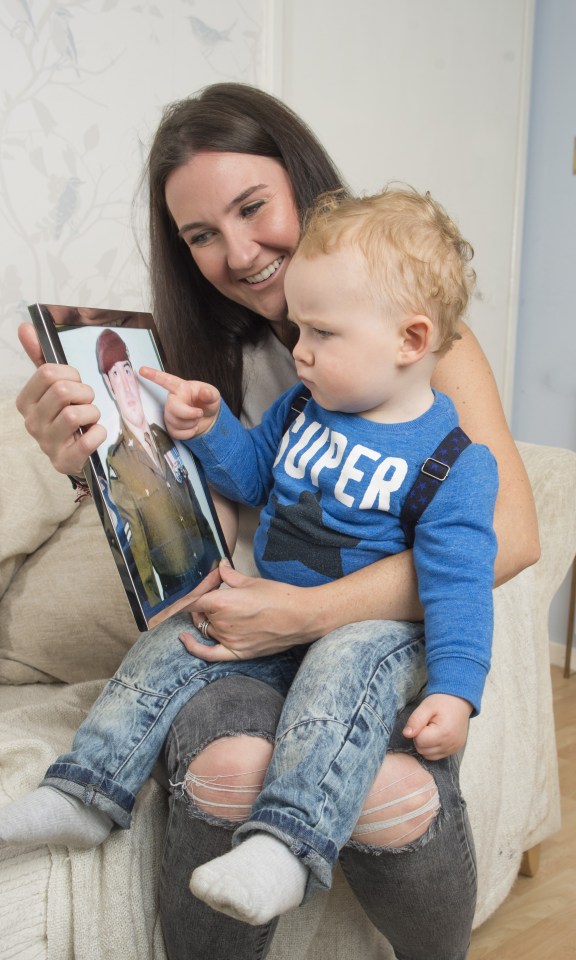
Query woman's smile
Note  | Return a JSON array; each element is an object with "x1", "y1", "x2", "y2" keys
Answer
[{"x1": 244, "y1": 256, "x2": 285, "y2": 284}]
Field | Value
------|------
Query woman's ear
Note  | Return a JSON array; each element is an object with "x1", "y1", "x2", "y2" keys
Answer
[{"x1": 398, "y1": 315, "x2": 435, "y2": 366}]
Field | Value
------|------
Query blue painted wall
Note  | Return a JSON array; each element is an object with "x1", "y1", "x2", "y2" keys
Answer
[
  {"x1": 513, "y1": 0, "x2": 576, "y2": 449},
  {"x1": 513, "y1": 0, "x2": 576, "y2": 654}
]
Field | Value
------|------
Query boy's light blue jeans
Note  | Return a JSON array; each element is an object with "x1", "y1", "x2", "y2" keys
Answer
[{"x1": 42, "y1": 611, "x2": 426, "y2": 891}]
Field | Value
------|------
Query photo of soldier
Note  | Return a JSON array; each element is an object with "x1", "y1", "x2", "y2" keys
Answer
[{"x1": 96, "y1": 329, "x2": 221, "y2": 607}]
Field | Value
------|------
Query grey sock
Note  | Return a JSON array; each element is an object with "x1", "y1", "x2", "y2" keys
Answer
[
  {"x1": 190, "y1": 833, "x2": 308, "y2": 925},
  {"x1": 0, "y1": 785, "x2": 113, "y2": 848}
]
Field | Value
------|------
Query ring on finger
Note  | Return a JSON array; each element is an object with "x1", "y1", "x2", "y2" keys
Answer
[{"x1": 198, "y1": 618, "x2": 211, "y2": 639}]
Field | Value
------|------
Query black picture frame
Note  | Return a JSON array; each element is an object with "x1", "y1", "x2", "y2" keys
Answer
[{"x1": 28, "y1": 302, "x2": 231, "y2": 631}]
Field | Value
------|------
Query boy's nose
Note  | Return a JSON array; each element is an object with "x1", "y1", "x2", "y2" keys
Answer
[{"x1": 293, "y1": 339, "x2": 313, "y2": 366}]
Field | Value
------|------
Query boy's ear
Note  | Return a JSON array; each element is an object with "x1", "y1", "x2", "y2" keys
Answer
[{"x1": 398, "y1": 315, "x2": 434, "y2": 366}]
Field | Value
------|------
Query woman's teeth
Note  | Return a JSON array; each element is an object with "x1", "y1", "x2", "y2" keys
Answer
[{"x1": 245, "y1": 257, "x2": 284, "y2": 284}]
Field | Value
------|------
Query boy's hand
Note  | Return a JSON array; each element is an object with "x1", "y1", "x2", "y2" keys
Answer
[
  {"x1": 139, "y1": 367, "x2": 221, "y2": 440},
  {"x1": 402, "y1": 694, "x2": 473, "y2": 760}
]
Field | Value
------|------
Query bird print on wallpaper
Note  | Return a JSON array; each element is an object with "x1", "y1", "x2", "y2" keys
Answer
[
  {"x1": 5, "y1": 0, "x2": 37, "y2": 40},
  {"x1": 187, "y1": 16, "x2": 235, "y2": 51},
  {"x1": 49, "y1": 177, "x2": 83, "y2": 240},
  {"x1": 50, "y1": 6, "x2": 80, "y2": 76}
]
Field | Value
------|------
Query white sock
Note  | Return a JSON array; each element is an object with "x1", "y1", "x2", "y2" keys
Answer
[
  {"x1": 189, "y1": 832, "x2": 309, "y2": 926},
  {"x1": 0, "y1": 786, "x2": 113, "y2": 848}
]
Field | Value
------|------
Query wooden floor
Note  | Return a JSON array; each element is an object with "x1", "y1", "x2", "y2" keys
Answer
[{"x1": 468, "y1": 665, "x2": 576, "y2": 960}]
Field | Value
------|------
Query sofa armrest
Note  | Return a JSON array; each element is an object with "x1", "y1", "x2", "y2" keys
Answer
[
  {"x1": 516, "y1": 441, "x2": 576, "y2": 602},
  {"x1": 460, "y1": 441, "x2": 575, "y2": 927}
]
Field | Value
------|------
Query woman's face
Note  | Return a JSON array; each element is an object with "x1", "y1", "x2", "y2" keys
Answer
[{"x1": 165, "y1": 152, "x2": 301, "y2": 326}]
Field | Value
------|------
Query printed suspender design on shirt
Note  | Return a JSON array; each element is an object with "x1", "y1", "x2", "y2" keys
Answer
[{"x1": 282, "y1": 388, "x2": 472, "y2": 546}]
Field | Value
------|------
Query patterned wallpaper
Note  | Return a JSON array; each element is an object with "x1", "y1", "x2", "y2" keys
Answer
[{"x1": 0, "y1": 0, "x2": 273, "y2": 389}]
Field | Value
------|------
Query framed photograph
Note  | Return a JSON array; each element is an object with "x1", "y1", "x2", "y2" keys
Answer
[{"x1": 28, "y1": 303, "x2": 231, "y2": 631}]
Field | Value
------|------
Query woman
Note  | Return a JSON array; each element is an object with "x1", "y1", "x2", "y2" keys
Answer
[{"x1": 16, "y1": 83, "x2": 539, "y2": 960}]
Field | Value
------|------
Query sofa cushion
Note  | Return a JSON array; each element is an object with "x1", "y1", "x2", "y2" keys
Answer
[
  {"x1": 0, "y1": 396, "x2": 140, "y2": 684},
  {"x1": 0, "y1": 395, "x2": 77, "y2": 600}
]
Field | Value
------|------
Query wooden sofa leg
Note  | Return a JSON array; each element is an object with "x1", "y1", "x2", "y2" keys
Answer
[
  {"x1": 519, "y1": 843, "x2": 541, "y2": 877},
  {"x1": 564, "y1": 558, "x2": 576, "y2": 678}
]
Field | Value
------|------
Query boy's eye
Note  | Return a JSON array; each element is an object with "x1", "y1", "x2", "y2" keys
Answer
[{"x1": 313, "y1": 328, "x2": 333, "y2": 339}]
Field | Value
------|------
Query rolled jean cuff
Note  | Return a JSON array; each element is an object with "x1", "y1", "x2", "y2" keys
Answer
[
  {"x1": 41, "y1": 762, "x2": 134, "y2": 829},
  {"x1": 233, "y1": 811, "x2": 337, "y2": 896}
]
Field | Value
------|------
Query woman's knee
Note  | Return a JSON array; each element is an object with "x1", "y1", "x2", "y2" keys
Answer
[
  {"x1": 184, "y1": 734, "x2": 274, "y2": 821},
  {"x1": 164, "y1": 675, "x2": 284, "y2": 781},
  {"x1": 164, "y1": 676, "x2": 284, "y2": 824},
  {"x1": 351, "y1": 752, "x2": 440, "y2": 849}
]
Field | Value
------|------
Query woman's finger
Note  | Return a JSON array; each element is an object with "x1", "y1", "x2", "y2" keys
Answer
[
  {"x1": 179, "y1": 631, "x2": 242, "y2": 662},
  {"x1": 16, "y1": 364, "x2": 106, "y2": 474},
  {"x1": 184, "y1": 566, "x2": 223, "y2": 603},
  {"x1": 17, "y1": 322, "x2": 45, "y2": 369},
  {"x1": 16, "y1": 363, "x2": 83, "y2": 415}
]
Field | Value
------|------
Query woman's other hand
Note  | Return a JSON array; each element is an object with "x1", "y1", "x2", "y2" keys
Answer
[
  {"x1": 16, "y1": 323, "x2": 106, "y2": 475},
  {"x1": 180, "y1": 559, "x2": 317, "y2": 660}
]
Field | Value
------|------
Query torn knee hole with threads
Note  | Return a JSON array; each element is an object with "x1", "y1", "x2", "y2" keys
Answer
[
  {"x1": 183, "y1": 735, "x2": 273, "y2": 822},
  {"x1": 351, "y1": 755, "x2": 440, "y2": 848}
]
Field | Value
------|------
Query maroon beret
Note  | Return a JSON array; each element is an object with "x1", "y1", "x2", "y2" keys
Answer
[{"x1": 96, "y1": 329, "x2": 130, "y2": 375}]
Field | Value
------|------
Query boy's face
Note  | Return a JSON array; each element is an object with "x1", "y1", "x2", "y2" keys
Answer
[{"x1": 286, "y1": 247, "x2": 403, "y2": 421}]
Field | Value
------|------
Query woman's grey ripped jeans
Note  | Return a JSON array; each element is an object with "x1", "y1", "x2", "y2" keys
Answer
[{"x1": 159, "y1": 676, "x2": 477, "y2": 960}]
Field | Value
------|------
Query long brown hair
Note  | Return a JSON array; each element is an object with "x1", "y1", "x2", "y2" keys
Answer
[{"x1": 144, "y1": 83, "x2": 347, "y2": 414}]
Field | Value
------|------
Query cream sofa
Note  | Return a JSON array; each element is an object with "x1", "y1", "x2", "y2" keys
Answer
[{"x1": 1, "y1": 393, "x2": 575, "y2": 960}]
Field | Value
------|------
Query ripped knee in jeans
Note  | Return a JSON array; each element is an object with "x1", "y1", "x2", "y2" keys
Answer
[
  {"x1": 172, "y1": 734, "x2": 274, "y2": 824},
  {"x1": 351, "y1": 752, "x2": 440, "y2": 850}
]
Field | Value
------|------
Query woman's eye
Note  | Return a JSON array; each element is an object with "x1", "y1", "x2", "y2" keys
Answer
[
  {"x1": 188, "y1": 231, "x2": 213, "y2": 247},
  {"x1": 241, "y1": 200, "x2": 265, "y2": 219}
]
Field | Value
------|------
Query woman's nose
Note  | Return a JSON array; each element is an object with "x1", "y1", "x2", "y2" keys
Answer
[{"x1": 224, "y1": 230, "x2": 259, "y2": 272}]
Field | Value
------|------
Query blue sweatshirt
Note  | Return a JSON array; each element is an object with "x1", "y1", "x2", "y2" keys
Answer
[{"x1": 187, "y1": 385, "x2": 498, "y2": 714}]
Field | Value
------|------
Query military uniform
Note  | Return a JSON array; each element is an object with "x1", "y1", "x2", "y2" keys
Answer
[{"x1": 107, "y1": 422, "x2": 221, "y2": 606}]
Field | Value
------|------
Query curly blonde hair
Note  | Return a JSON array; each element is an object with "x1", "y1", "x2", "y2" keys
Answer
[{"x1": 296, "y1": 185, "x2": 476, "y2": 355}]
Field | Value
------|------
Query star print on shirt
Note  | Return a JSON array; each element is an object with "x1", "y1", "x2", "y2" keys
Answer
[{"x1": 262, "y1": 490, "x2": 360, "y2": 579}]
